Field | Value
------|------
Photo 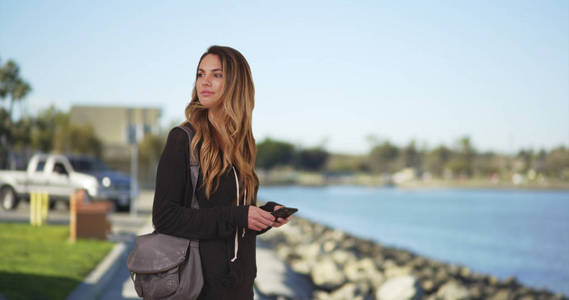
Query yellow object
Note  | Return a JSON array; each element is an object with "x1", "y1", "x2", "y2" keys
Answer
[
  {"x1": 30, "y1": 193, "x2": 37, "y2": 225},
  {"x1": 30, "y1": 192, "x2": 49, "y2": 226}
]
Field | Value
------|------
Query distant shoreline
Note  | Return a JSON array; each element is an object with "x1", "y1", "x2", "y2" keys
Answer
[
  {"x1": 260, "y1": 178, "x2": 569, "y2": 192},
  {"x1": 257, "y1": 169, "x2": 569, "y2": 191},
  {"x1": 396, "y1": 178, "x2": 569, "y2": 191}
]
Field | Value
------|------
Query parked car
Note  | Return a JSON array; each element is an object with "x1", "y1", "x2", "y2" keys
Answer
[{"x1": 0, "y1": 154, "x2": 137, "y2": 211}]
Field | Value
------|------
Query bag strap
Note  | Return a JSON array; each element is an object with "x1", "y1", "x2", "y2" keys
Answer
[
  {"x1": 176, "y1": 124, "x2": 201, "y2": 248},
  {"x1": 176, "y1": 124, "x2": 200, "y2": 210}
]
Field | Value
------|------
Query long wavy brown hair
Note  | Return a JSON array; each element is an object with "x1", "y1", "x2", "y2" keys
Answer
[{"x1": 182, "y1": 45, "x2": 259, "y2": 205}]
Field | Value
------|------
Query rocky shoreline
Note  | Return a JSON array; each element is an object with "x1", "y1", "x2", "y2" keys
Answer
[{"x1": 257, "y1": 215, "x2": 567, "y2": 300}]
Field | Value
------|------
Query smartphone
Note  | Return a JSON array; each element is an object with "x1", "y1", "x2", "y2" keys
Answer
[{"x1": 271, "y1": 207, "x2": 298, "y2": 219}]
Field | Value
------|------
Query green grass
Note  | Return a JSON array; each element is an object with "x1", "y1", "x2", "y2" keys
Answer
[{"x1": 0, "y1": 223, "x2": 114, "y2": 300}]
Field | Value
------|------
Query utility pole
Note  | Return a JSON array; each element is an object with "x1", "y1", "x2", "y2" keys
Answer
[{"x1": 127, "y1": 108, "x2": 139, "y2": 218}]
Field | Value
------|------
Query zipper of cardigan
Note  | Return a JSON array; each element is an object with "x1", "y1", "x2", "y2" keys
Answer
[{"x1": 242, "y1": 188, "x2": 247, "y2": 238}]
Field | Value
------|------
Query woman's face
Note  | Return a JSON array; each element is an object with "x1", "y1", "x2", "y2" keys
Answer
[{"x1": 196, "y1": 54, "x2": 224, "y2": 107}]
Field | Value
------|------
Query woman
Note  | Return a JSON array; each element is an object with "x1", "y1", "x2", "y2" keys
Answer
[{"x1": 152, "y1": 45, "x2": 291, "y2": 299}]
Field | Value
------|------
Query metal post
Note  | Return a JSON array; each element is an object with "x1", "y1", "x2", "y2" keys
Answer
[
  {"x1": 127, "y1": 108, "x2": 139, "y2": 218},
  {"x1": 130, "y1": 143, "x2": 138, "y2": 217}
]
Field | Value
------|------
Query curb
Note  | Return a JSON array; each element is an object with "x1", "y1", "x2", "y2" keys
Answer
[
  {"x1": 66, "y1": 241, "x2": 127, "y2": 300},
  {"x1": 66, "y1": 217, "x2": 154, "y2": 300}
]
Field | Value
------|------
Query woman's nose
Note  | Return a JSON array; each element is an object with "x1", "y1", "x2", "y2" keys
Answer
[{"x1": 201, "y1": 75, "x2": 212, "y2": 86}]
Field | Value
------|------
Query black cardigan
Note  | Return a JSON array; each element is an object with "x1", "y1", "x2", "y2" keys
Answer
[{"x1": 152, "y1": 123, "x2": 280, "y2": 300}]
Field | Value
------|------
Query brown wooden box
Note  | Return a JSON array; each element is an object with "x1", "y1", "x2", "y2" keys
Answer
[
  {"x1": 70, "y1": 190, "x2": 112, "y2": 241},
  {"x1": 75, "y1": 204, "x2": 112, "y2": 240}
]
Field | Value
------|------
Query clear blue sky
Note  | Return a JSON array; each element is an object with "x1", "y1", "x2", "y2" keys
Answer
[{"x1": 1, "y1": 0, "x2": 568, "y2": 155}]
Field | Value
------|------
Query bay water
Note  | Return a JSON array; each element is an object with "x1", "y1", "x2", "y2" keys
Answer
[{"x1": 258, "y1": 185, "x2": 569, "y2": 296}]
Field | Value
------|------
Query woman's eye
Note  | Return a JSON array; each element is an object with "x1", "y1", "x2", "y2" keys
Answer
[
  {"x1": 197, "y1": 73, "x2": 204, "y2": 77},
  {"x1": 214, "y1": 73, "x2": 223, "y2": 78}
]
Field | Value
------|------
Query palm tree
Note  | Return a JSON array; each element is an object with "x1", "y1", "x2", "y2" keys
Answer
[
  {"x1": 0, "y1": 58, "x2": 32, "y2": 169},
  {"x1": 0, "y1": 58, "x2": 32, "y2": 119}
]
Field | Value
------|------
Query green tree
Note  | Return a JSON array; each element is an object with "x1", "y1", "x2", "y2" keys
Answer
[
  {"x1": 31, "y1": 106, "x2": 101, "y2": 158},
  {"x1": 0, "y1": 58, "x2": 32, "y2": 168},
  {"x1": 446, "y1": 136, "x2": 476, "y2": 177},
  {"x1": 0, "y1": 108, "x2": 11, "y2": 165},
  {"x1": 513, "y1": 149, "x2": 533, "y2": 173},
  {"x1": 11, "y1": 118, "x2": 32, "y2": 151},
  {"x1": 424, "y1": 145, "x2": 452, "y2": 177},
  {"x1": 0, "y1": 58, "x2": 32, "y2": 120},
  {"x1": 402, "y1": 140, "x2": 421, "y2": 170},
  {"x1": 256, "y1": 137, "x2": 295, "y2": 170},
  {"x1": 296, "y1": 147, "x2": 329, "y2": 171},
  {"x1": 137, "y1": 133, "x2": 167, "y2": 187},
  {"x1": 325, "y1": 154, "x2": 369, "y2": 173},
  {"x1": 544, "y1": 146, "x2": 569, "y2": 179},
  {"x1": 30, "y1": 105, "x2": 69, "y2": 152},
  {"x1": 368, "y1": 141, "x2": 400, "y2": 174},
  {"x1": 534, "y1": 149, "x2": 547, "y2": 174},
  {"x1": 473, "y1": 151, "x2": 500, "y2": 177},
  {"x1": 54, "y1": 123, "x2": 103, "y2": 158},
  {"x1": 138, "y1": 134, "x2": 166, "y2": 165}
]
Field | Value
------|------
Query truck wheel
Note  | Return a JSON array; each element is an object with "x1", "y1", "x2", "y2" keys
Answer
[
  {"x1": 49, "y1": 200, "x2": 59, "y2": 210},
  {"x1": 115, "y1": 201, "x2": 131, "y2": 212},
  {"x1": 1, "y1": 186, "x2": 19, "y2": 211}
]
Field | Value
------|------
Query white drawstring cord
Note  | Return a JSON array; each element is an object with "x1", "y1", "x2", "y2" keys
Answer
[
  {"x1": 230, "y1": 166, "x2": 246, "y2": 262},
  {"x1": 242, "y1": 189, "x2": 246, "y2": 238}
]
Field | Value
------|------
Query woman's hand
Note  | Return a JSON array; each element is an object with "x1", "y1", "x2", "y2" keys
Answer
[
  {"x1": 248, "y1": 206, "x2": 275, "y2": 231},
  {"x1": 271, "y1": 205, "x2": 292, "y2": 228}
]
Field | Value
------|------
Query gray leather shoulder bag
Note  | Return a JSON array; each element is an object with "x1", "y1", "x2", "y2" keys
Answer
[{"x1": 127, "y1": 124, "x2": 204, "y2": 300}]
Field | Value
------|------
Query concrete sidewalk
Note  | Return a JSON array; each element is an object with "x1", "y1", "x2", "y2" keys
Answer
[
  {"x1": 97, "y1": 218, "x2": 269, "y2": 300},
  {"x1": 98, "y1": 218, "x2": 154, "y2": 300}
]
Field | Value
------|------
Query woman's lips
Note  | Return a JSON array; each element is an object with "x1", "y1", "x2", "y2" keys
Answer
[{"x1": 200, "y1": 91, "x2": 214, "y2": 96}]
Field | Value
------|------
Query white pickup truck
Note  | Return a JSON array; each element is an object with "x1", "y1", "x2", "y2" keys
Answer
[{"x1": 0, "y1": 154, "x2": 137, "y2": 211}]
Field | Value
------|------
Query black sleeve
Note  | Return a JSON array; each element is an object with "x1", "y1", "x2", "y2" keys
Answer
[
  {"x1": 152, "y1": 127, "x2": 249, "y2": 240},
  {"x1": 255, "y1": 201, "x2": 283, "y2": 235}
]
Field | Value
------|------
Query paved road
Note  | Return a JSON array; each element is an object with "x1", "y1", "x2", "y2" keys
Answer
[{"x1": 0, "y1": 190, "x2": 154, "y2": 233}]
